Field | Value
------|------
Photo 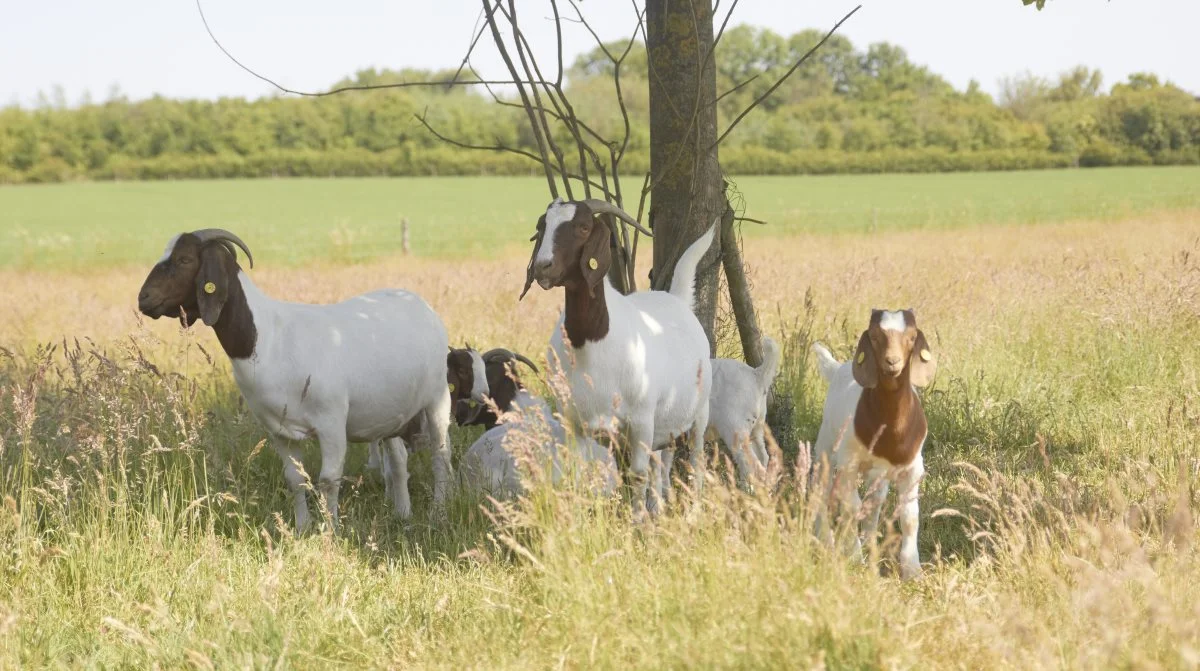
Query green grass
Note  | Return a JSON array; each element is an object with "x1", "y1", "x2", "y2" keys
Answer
[{"x1": 2, "y1": 166, "x2": 1198, "y2": 270}]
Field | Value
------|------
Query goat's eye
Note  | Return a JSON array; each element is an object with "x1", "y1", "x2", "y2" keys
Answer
[{"x1": 179, "y1": 257, "x2": 193, "y2": 265}]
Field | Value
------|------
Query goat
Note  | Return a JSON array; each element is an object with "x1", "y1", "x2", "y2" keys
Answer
[
  {"x1": 441, "y1": 344, "x2": 616, "y2": 497},
  {"x1": 810, "y1": 309, "x2": 937, "y2": 580},
  {"x1": 522, "y1": 197, "x2": 715, "y2": 517},
  {"x1": 137, "y1": 229, "x2": 453, "y2": 530},
  {"x1": 460, "y1": 382, "x2": 619, "y2": 499},
  {"x1": 708, "y1": 336, "x2": 782, "y2": 485}
]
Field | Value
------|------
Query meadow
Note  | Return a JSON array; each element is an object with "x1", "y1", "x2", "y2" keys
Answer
[{"x1": 0, "y1": 169, "x2": 1198, "y2": 668}]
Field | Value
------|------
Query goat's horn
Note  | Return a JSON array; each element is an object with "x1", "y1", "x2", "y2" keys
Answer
[
  {"x1": 192, "y1": 229, "x2": 255, "y2": 269},
  {"x1": 483, "y1": 348, "x2": 540, "y2": 374},
  {"x1": 580, "y1": 199, "x2": 653, "y2": 237}
]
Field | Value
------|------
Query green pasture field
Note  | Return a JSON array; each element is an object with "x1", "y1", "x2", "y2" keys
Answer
[
  {"x1": 1, "y1": 168, "x2": 1199, "y2": 667},
  {"x1": 1, "y1": 166, "x2": 1197, "y2": 269}
]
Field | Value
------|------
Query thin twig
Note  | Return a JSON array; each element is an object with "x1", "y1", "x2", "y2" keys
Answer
[{"x1": 713, "y1": 5, "x2": 862, "y2": 149}]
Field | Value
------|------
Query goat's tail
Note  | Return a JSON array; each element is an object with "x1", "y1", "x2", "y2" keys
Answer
[
  {"x1": 669, "y1": 220, "x2": 718, "y2": 311},
  {"x1": 811, "y1": 343, "x2": 840, "y2": 383},
  {"x1": 755, "y1": 336, "x2": 782, "y2": 393}
]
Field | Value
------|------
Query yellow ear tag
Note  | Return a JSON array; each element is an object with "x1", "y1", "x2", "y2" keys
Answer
[
  {"x1": 588, "y1": 257, "x2": 598, "y2": 270},
  {"x1": 448, "y1": 383, "x2": 456, "y2": 393},
  {"x1": 468, "y1": 400, "x2": 477, "y2": 408},
  {"x1": 203, "y1": 282, "x2": 216, "y2": 294},
  {"x1": 855, "y1": 351, "x2": 866, "y2": 365},
  {"x1": 920, "y1": 349, "x2": 932, "y2": 362}
]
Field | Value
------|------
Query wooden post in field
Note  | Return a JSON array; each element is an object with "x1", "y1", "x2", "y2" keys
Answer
[{"x1": 401, "y1": 218, "x2": 410, "y2": 256}]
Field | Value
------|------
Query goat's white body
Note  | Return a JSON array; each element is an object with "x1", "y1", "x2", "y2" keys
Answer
[
  {"x1": 708, "y1": 337, "x2": 781, "y2": 485},
  {"x1": 461, "y1": 390, "x2": 618, "y2": 498},
  {"x1": 231, "y1": 272, "x2": 452, "y2": 528},
  {"x1": 548, "y1": 226, "x2": 716, "y2": 515},
  {"x1": 810, "y1": 343, "x2": 925, "y2": 579}
]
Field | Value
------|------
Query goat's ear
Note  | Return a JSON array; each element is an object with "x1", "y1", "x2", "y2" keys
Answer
[
  {"x1": 580, "y1": 217, "x2": 612, "y2": 294},
  {"x1": 195, "y1": 245, "x2": 229, "y2": 326},
  {"x1": 520, "y1": 215, "x2": 546, "y2": 300},
  {"x1": 908, "y1": 329, "x2": 937, "y2": 388},
  {"x1": 852, "y1": 330, "x2": 878, "y2": 389}
]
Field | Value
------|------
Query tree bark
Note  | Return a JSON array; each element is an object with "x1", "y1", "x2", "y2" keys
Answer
[{"x1": 645, "y1": 0, "x2": 724, "y2": 353}]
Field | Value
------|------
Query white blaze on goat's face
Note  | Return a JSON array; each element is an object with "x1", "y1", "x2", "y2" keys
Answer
[
  {"x1": 536, "y1": 200, "x2": 577, "y2": 265},
  {"x1": 879, "y1": 310, "x2": 907, "y2": 333},
  {"x1": 157, "y1": 234, "x2": 182, "y2": 264},
  {"x1": 470, "y1": 349, "x2": 489, "y2": 402}
]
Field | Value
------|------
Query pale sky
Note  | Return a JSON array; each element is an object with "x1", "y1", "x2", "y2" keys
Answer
[{"x1": 1, "y1": 0, "x2": 1196, "y2": 107}]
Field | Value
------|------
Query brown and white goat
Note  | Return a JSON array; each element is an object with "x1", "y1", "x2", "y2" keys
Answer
[
  {"x1": 137, "y1": 229, "x2": 453, "y2": 529},
  {"x1": 523, "y1": 197, "x2": 715, "y2": 517},
  {"x1": 810, "y1": 309, "x2": 937, "y2": 580},
  {"x1": 450, "y1": 347, "x2": 540, "y2": 429}
]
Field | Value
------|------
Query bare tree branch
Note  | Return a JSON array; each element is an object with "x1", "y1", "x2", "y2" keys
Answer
[
  {"x1": 482, "y1": 0, "x2": 560, "y2": 197},
  {"x1": 195, "y1": 0, "x2": 555, "y2": 96},
  {"x1": 712, "y1": 4, "x2": 862, "y2": 150}
]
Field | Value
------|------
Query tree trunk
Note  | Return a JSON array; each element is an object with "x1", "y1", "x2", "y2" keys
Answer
[
  {"x1": 646, "y1": 0, "x2": 724, "y2": 354},
  {"x1": 720, "y1": 201, "x2": 764, "y2": 367}
]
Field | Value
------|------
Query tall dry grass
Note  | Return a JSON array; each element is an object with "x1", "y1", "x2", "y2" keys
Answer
[{"x1": 0, "y1": 211, "x2": 1198, "y2": 668}]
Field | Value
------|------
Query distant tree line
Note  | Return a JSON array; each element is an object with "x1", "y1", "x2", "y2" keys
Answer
[{"x1": 1, "y1": 27, "x2": 1197, "y2": 184}]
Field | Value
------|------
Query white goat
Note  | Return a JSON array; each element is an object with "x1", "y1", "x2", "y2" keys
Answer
[
  {"x1": 522, "y1": 198, "x2": 715, "y2": 517},
  {"x1": 810, "y1": 309, "x2": 936, "y2": 580},
  {"x1": 460, "y1": 387, "x2": 619, "y2": 498},
  {"x1": 137, "y1": 229, "x2": 453, "y2": 530},
  {"x1": 708, "y1": 336, "x2": 782, "y2": 485}
]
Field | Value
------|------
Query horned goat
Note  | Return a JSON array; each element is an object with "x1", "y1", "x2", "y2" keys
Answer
[
  {"x1": 522, "y1": 198, "x2": 715, "y2": 517},
  {"x1": 810, "y1": 309, "x2": 936, "y2": 580},
  {"x1": 137, "y1": 229, "x2": 453, "y2": 530}
]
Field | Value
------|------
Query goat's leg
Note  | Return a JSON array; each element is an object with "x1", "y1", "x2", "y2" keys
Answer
[
  {"x1": 424, "y1": 388, "x2": 454, "y2": 516},
  {"x1": 272, "y1": 437, "x2": 310, "y2": 533},
  {"x1": 810, "y1": 448, "x2": 836, "y2": 547},
  {"x1": 315, "y1": 429, "x2": 349, "y2": 529},
  {"x1": 628, "y1": 419, "x2": 655, "y2": 521},
  {"x1": 860, "y1": 467, "x2": 891, "y2": 561},
  {"x1": 896, "y1": 459, "x2": 925, "y2": 580},
  {"x1": 751, "y1": 423, "x2": 770, "y2": 473},
  {"x1": 366, "y1": 440, "x2": 382, "y2": 471},
  {"x1": 658, "y1": 446, "x2": 676, "y2": 507},
  {"x1": 727, "y1": 430, "x2": 758, "y2": 490},
  {"x1": 384, "y1": 436, "x2": 412, "y2": 520},
  {"x1": 688, "y1": 407, "x2": 709, "y2": 501}
]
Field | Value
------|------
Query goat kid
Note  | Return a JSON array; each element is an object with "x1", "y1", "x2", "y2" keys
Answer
[
  {"x1": 137, "y1": 229, "x2": 453, "y2": 530},
  {"x1": 811, "y1": 309, "x2": 936, "y2": 580},
  {"x1": 522, "y1": 198, "x2": 715, "y2": 518},
  {"x1": 708, "y1": 336, "x2": 782, "y2": 486}
]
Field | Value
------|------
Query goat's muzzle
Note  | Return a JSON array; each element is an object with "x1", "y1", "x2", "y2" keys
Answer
[{"x1": 532, "y1": 259, "x2": 559, "y2": 290}]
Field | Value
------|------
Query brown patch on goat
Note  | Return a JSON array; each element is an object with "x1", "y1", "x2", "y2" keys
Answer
[
  {"x1": 852, "y1": 309, "x2": 936, "y2": 467},
  {"x1": 137, "y1": 234, "x2": 256, "y2": 359},
  {"x1": 446, "y1": 347, "x2": 478, "y2": 425}
]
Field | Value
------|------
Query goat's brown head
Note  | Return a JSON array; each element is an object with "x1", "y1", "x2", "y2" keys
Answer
[
  {"x1": 521, "y1": 198, "x2": 652, "y2": 299},
  {"x1": 852, "y1": 309, "x2": 936, "y2": 390},
  {"x1": 479, "y1": 348, "x2": 539, "y2": 428},
  {"x1": 137, "y1": 229, "x2": 254, "y2": 327},
  {"x1": 446, "y1": 345, "x2": 489, "y2": 425}
]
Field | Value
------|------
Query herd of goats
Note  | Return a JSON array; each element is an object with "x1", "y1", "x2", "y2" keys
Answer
[{"x1": 135, "y1": 197, "x2": 937, "y2": 579}]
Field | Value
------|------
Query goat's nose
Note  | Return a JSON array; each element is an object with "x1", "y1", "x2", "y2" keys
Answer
[
  {"x1": 885, "y1": 355, "x2": 902, "y2": 366},
  {"x1": 534, "y1": 259, "x2": 553, "y2": 272},
  {"x1": 138, "y1": 290, "x2": 150, "y2": 302}
]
